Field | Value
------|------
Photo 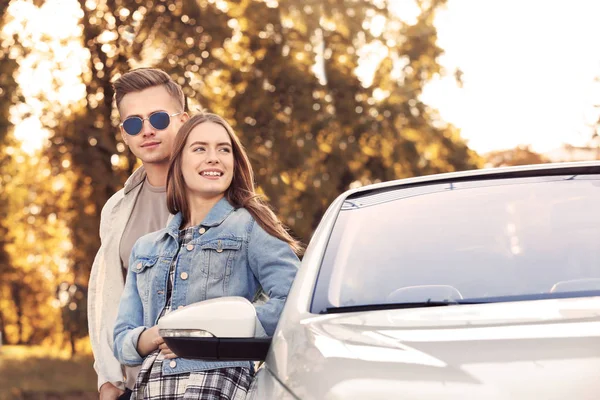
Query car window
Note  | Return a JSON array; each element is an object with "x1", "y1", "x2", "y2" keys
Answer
[{"x1": 311, "y1": 174, "x2": 600, "y2": 313}]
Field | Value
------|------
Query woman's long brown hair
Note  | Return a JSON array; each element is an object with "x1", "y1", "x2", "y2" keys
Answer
[{"x1": 166, "y1": 113, "x2": 303, "y2": 255}]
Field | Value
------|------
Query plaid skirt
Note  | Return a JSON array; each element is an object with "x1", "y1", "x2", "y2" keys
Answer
[{"x1": 132, "y1": 350, "x2": 253, "y2": 400}]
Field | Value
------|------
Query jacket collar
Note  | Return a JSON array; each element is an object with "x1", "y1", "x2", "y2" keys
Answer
[
  {"x1": 124, "y1": 165, "x2": 147, "y2": 195},
  {"x1": 202, "y1": 197, "x2": 236, "y2": 227},
  {"x1": 166, "y1": 197, "x2": 236, "y2": 237}
]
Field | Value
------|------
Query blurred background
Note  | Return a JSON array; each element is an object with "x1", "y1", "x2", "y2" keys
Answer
[{"x1": 0, "y1": 0, "x2": 598, "y2": 397}]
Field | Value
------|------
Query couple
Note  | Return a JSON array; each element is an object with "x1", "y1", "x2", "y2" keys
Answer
[{"x1": 88, "y1": 68, "x2": 301, "y2": 399}]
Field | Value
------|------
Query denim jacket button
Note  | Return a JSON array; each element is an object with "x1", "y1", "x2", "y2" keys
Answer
[
  {"x1": 180, "y1": 272, "x2": 188, "y2": 280},
  {"x1": 136, "y1": 262, "x2": 142, "y2": 270},
  {"x1": 199, "y1": 227, "x2": 206, "y2": 234},
  {"x1": 186, "y1": 244, "x2": 194, "y2": 251},
  {"x1": 169, "y1": 360, "x2": 177, "y2": 368}
]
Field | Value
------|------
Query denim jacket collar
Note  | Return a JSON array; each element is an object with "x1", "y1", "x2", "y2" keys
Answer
[{"x1": 166, "y1": 197, "x2": 236, "y2": 238}]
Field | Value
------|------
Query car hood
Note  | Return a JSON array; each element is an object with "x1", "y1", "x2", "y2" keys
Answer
[{"x1": 269, "y1": 297, "x2": 600, "y2": 400}]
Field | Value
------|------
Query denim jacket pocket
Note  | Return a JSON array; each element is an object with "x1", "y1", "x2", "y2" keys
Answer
[
  {"x1": 131, "y1": 256, "x2": 159, "y2": 299},
  {"x1": 201, "y1": 239, "x2": 242, "y2": 280}
]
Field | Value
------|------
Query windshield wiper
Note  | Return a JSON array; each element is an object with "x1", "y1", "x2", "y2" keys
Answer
[{"x1": 321, "y1": 300, "x2": 484, "y2": 314}]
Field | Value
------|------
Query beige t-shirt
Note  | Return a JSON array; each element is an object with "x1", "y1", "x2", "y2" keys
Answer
[{"x1": 119, "y1": 179, "x2": 170, "y2": 272}]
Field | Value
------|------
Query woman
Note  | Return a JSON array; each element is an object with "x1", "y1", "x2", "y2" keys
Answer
[{"x1": 113, "y1": 113, "x2": 302, "y2": 399}]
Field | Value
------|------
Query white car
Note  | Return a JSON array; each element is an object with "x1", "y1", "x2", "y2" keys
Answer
[{"x1": 161, "y1": 161, "x2": 600, "y2": 399}]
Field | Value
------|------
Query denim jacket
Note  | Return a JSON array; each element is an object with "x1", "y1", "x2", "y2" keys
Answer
[{"x1": 113, "y1": 198, "x2": 300, "y2": 376}]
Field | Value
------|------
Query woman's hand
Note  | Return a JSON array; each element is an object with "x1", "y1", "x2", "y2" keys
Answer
[
  {"x1": 153, "y1": 335, "x2": 179, "y2": 359},
  {"x1": 136, "y1": 325, "x2": 179, "y2": 358},
  {"x1": 136, "y1": 325, "x2": 161, "y2": 357}
]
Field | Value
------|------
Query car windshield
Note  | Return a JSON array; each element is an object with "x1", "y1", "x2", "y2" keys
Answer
[{"x1": 311, "y1": 174, "x2": 600, "y2": 314}]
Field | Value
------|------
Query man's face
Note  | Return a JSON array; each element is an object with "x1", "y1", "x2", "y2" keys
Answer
[{"x1": 119, "y1": 85, "x2": 188, "y2": 166}]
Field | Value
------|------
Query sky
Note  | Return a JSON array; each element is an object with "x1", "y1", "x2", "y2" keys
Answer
[
  {"x1": 421, "y1": 0, "x2": 600, "y2": 154},
  {"x1": 6, "y1": 0, "x2": 600, "y2": 156}
]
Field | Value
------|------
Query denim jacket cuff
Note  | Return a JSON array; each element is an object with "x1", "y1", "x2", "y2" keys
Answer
[{"x1": 121, "y1": 326, "x2": 147, "y2": 366}]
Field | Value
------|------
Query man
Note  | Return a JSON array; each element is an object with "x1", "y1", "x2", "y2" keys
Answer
[{"x1": 87, "y1": 68, "x2": 189, "y2": 399}]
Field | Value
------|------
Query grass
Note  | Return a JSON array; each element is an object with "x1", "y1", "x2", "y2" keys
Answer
[{"x1": 0, "y1": 345, "x2": 97, "y2": 399}]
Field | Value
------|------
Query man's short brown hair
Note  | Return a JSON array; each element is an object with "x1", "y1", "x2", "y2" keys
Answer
[{"x1": 113, "y1": 68, "x2": 185, "y2": 112}]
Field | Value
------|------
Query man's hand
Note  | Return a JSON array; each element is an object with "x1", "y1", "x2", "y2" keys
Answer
[
  {"x1": 99, "y1": 382, "x2": 124, "y2": 400},
  {"x1": 153, "y1": 335, "x2": 179, "y2": 359}
]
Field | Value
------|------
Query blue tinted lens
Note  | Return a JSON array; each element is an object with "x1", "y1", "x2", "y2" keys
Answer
[
  {"x1": 149, "y1": 112, "x2": 170, "y2": 130},
  {"x1": 123, "y1": 117, "x2": 143, "y2": 135}
]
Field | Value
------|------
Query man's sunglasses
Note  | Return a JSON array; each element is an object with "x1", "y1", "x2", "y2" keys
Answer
[{"x1": 120, "y1": 111, "x2": 184, "y2": 136}]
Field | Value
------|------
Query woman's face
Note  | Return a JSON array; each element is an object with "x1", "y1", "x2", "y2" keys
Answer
[{"x1": 181, "y1": 121, "x2": 235, "y2": 200}]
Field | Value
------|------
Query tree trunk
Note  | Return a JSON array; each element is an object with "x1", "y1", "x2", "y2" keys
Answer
[
  {"x1": 10, "y1": 281, "x2": 24, "y2": 344},
  {"x1": 70, "y1": 332, "x2": 77, "y2": 357},
  {"x1": 0, "y1": 308, "x2": 6, "y2": 345}
]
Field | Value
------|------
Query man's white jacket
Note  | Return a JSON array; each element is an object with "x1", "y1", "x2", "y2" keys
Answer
[{"x1": 87, "y1": 166, "x2": 147, "y2": 391}]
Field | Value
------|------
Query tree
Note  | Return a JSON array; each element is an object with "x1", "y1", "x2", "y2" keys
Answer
[
  {"x1": 57, "y1": 0, "x2": 479, "y2": 247},
  {"x1": 13, "y1": 0, "x2": 234, "y2": 341},
  {"x1": 56, "y1": 282, "x2": 88, "y2": 355},
  {"x1": 484, "y1": 145, "x2": 548, "y2": 167},
  {"x1": 205, "y1": 0, "x2": 481, "y2": 237},
  {"x1": 0, "y1": 0, "x2": 79, "y2": 347},
  {"x1": 2, "y1": 0, "x2": 481, "y2": 345},
  {"x1": 0, "y1": 146, "x2": 76, "y2": 346},
  {"x1": 0, "y1": 0, "x2": 22, "y2": 345}
]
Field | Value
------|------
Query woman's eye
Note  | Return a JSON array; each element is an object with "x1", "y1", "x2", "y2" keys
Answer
[
  {"x1": 193, "y1": 147, "x2": 205, "y2": 152},
  {"x1": 219, "y1": 147, "x2": 231, "y2": 153}
]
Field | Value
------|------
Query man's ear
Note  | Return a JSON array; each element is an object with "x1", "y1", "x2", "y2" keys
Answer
[
  {"x1": 120, "y1": 126, "x2": 129, "y2": 146},
  {"x1": 181, "y1": 112, "x2": 190, "y2": 123}
]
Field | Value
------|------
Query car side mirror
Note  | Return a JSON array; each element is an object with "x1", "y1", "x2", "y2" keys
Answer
[{"x1": 158, "y1": 296, "x2": 271, "y2": 361}]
